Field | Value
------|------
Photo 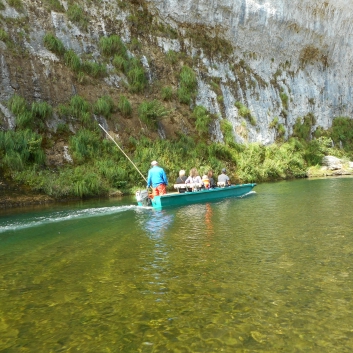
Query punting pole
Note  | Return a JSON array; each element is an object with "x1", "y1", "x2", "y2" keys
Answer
[{"x1": 98, "y1": 124, "x2": 147, "y2": 183}]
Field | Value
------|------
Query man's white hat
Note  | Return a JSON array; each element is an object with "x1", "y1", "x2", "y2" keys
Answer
[{"x1": 151, "y1": 160, "x2": 158, "y2": 166}]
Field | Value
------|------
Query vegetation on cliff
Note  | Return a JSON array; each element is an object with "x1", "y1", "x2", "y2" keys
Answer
[{"x1": 0, "y1": 0, "x2": 352, "y2": 200}]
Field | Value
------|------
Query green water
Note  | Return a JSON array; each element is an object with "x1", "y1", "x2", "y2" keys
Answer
[{"x1": 1, "y1": 178, "x2": 353, "y2": 352}]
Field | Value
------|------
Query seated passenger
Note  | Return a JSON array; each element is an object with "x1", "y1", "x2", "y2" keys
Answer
[
  {"x1": 176, "y1": 170, "x2": 187, "y2": 184},
  {"x1": 185, "y1": 167, "x2": 203, "y2": 188},
  {"x1": 217, "y1": 168, "x2": 231, "y2": 186},
  {"x1": 202, "y1": 175, "x2": 210, "y2": 189},
  {"x1": 207, "y1": 169, "x2": 216, "y2": 188},
  {"x1": 175, "y1": 170, "x2": 187, "y2": 193}
]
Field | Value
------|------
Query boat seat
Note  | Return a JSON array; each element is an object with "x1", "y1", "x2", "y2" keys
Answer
[{"x1": 174, "y1": 183, "x2": 203, "y2": 191}]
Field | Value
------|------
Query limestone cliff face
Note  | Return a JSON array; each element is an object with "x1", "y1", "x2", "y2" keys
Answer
[
  {"x1": 147, "y1": 0, "x2": 353, "y2": 143},
  {"x1": 0, "y1": 0, "x2": 352, "y2": 145}
]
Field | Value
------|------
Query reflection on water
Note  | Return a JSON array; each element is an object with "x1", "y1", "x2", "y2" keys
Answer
[{"x1": 1, "y1": 178, "x2": 353, "y2": 352}]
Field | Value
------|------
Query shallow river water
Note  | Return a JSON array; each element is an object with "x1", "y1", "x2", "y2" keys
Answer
[{"x1": 1, "y1": 177, "x2": 353, "y2": 352}]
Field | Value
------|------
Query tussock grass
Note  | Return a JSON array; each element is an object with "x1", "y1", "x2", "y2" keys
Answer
[
  {"x1": 117, "y1": 95, "x2": 132, "y2": 117},
  {"x1": 192, "y1": 106, "x2": 212, "y2": 137},
  {"x1": 64, "y1": 50, "x2": 81, "y2": 72},
  {"x1": 99, "y1": 35, "x2": 127, "y2": 57},
  {"x1": 43, "y1": 33, "x2": 65, "y2": 55},
  {"x1": 161, "y1": 86, "x2": 173, "y2": 101},
  {"x1": 138, "y1": 100, "x2": 168, "y2": 129},
  {"x1": 177, "y1": 66, "x2": 197, "y2": 105},
  {"x1": 81, "y1": 61, "x2": 107, "y2": 78},
  {"x1": 220, "y1": 120, "x2": 234, "y2": 145},
  {"x1": 0, "y1": 29, "x2": 9, "y2": 42},
  {"x1": 0, "y1": 1, "x2": 5, "y2": 11},
  {"x1": 43, "y1": 0, "x2": 64, "y2": 12},
  {"x1": 94, "y1": 96, "x2": 114, "y2": 118},
  {"x1": 67, "y1": 4, "x2": 88, "y2": 31},
  {"x1": 235, "y1": 101, "x2": 256, "y2": 126},
  {"x1": 8, "y1": 0, "x2": 23, "y2": 11}
]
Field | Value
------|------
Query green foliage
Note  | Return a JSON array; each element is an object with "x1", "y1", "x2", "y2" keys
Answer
[
  {"x1": 138, "y1": 100, "x2": 169, "y2": 129},
  {"x1": 99, "y1": 35, "x2": 127, "y2": 57},
  {"x1": 42, "y1": 0, "x2": 64, "y2": 12},
  {"x1": 67, "y1": 4, "x2": 88, "y2": 30},
  {"x1": 191, "y1": 106, "x2": 212, "y2": 137},
  {"x1": 125, "y1": 57, "x2": 147, "y2": 93},
  {"x1": 235, "y1": 101, "x2": 256, "y2": 125},
  {"x1": 64, "y1": 49, "x2": 81, "y2": 72},
  {"x1": 220, "y1": 120, "x2": 234, "y2": 145},
  {"x1": 280, "y1": 90, "x2": 289, "y2": 110},
  {"x1": 43, "y1": 33, "x2": 65, "y2": 55},
  {"x1": 292, "y1": 113, "x2": 316, "y2": 141},
  {"x1": 269, "y1": 117, "x2": 279, "y2": 129},
  {"x1": 117, "y1": 95, "x2": 132, "y2": 117},
  {"x1": 177, "y1": 66, "x2": 197, "y2": 105},
  {"x1": 69, "y1": 129, "x2": 100, "y2": 163},
  {"x1": 112, "y1": 55, "x2": 127, "y2": 71},
  {"x1": 56, "y1": 123, "x2": 70, "y2": 135},
  {"x1": 166, "y1": 50, "x2": 179, "y2": 65},
  {"x1": 8, "y1": 94, "x2": 27, "y2": 115},
  {"x1": 81, "y1": 61, "x2": 107, "y2": 78},
  {"x1": 161, "y1": 86, "x2": 173, "y2": 101},
  {"x1": 8, "y1": 0, "x2": 23, "y2": 10},
  {"x1": 0, "y1": 29, "x2": 9, "y2": 42},
  {"x1": 31, "y1": 101, "x2": 53, "y2": 121},
  {"x1": 94, "y1": 95, "x2": 114, "y2": 118},
  {"x1": 329, "y1": 117, "x2": 353, "y2": 149},
  {"x1": 0, "y1": 130, "x2": 45, "y2": 170},
  {"x1": 0, "y1": 0, "x2": 5, "y2": 10}
]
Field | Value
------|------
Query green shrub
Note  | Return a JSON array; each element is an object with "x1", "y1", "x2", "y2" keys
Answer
[
  {"x1": 138, "y1": 100, "x2": 168, "y2": 129},
  {"x1": 8, "y1": 0, "x2": 22, "y2": 10},
  {"x1": 177, "y1": 66, "x2": 197, "y2": 104},
  {"x1": 220, "y1": 120, "x2": 234, "y2": 144},
  {"x1": 161, "y1": 86, "x2": 173, "y2": 101},
  {"x1": 64, "y1": 49, "x2": 81, "y2": 72},
  {"x1": 269, "y1": 116, "x2": 279, "y2": 129},
  {"x1": 0, "y1": 1, "x2": 5, "y2": 10},
  {"x1": 280, "y1": 90, "x2": 289, "y2": 110},
  {"x1": 177, "y1": 86, "x2": 192, "y2": 105},
  {"x1": 0, "y1": 130, "x2": 45, "y2": 170},
  {"x1": 330, "y1": 117, "x2": 353, "y2": 149},
  {"x1": 0, "y1": 29, "x2": 9, "y2": 42},
  {"x1": 67, "y1": 4, "x2": 88, "y2": 30},
  {"x1": 235, "y1": 101, "x2": 256, "y2": 125},
  {"x1": 69, "y1": 129, "x2": 100, "y2": 163},
  {"x1": 8, "y1": 94, "x2": 27, "y2": 115},
  {"x1": 99, "y1": 35, "x2": 127, "y2": 57},
  {"x1": 56, "y1": 123, "x2": 70, "y2": 134},
  {"x1": 292, "y1": 113, "x2": 316, "y2": 141},
  {"x1": 81, "y1": 61, "x2": 107, "y2": 78},
  {"x1": 43, "y1": 33, "x2": 65, "y2": 55},
  {"x1": 117, "y1": 95, "x2": 132, "y2": 117},
  {"x1": 166, "y1": 50, "x2": 179, "y2": 65},
  {"x1": 43, "y1": 0, "x2": 64, "y2": 12},
  {"x1": 31, "y1": 101, "x2": 53, "y2": 120},
  {"x1": 191, "y1": 106, "x2": 212, "y2": 136},
  {"x1": 94, "y1": 95, "x2": 114, "y2": 117},
  {"x1": 112, "y1": 55, "x2": 128, "y2": 71},
  {"x1": 70, "y1": 95, "x2": 91, "y2": 119}
]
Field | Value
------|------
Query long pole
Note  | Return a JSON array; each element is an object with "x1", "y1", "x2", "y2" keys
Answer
[{"x1": 98, "y1": 124, "x2": 147, "y2": 183}]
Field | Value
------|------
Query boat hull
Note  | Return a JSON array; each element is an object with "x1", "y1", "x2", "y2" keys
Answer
[{"x1": 141, "y1": 183, "x2": 256, "y2": 209}]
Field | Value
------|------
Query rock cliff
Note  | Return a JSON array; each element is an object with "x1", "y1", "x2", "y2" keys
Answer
[{"x1": 1, "y1": 0, "x2": 352, "y2": 146}]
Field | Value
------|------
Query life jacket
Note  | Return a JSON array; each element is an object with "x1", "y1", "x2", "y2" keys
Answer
[{"x1": 202, "y1": 175, "x2": 210, "y2": 188}]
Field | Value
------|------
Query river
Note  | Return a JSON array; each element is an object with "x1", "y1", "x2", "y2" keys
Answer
[{"x1": 0, "y1": 177, "x2": 353, "y2": 352}]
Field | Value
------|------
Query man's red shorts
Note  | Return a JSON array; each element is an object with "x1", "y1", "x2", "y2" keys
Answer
[{"x1": 152, "y1": 184, "x2": 167, "y2": 196}]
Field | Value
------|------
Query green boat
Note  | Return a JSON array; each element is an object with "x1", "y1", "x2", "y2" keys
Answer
[{"x1": 135, "y1": 183, "x2": 257, "y2": 209}]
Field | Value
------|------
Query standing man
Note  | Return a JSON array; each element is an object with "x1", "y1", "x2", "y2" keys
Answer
[
  {"x1": 217, "y1": 168, "x2": 231, "y2": 186},
  {"x1": 147, "y1": 160, "x2": 168, "y2": 196}
]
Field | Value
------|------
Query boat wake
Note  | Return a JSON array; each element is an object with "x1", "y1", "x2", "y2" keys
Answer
[{"x1": 0, "y1": 205, "x2": 140, "y2": 233}]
